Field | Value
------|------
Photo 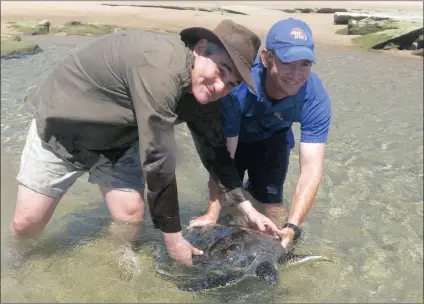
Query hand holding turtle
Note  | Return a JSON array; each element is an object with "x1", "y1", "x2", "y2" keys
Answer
[
  {"x1": 237, "y1": 201, "x2": 280, "y2": 236},
  {"x1": 163, "y1": 231, "x2": 203, "y2": 265}
]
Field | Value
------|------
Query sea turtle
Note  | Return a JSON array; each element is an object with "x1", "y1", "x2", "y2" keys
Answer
[{"x1": 154, "y1": 224, "x2": 329, "y2": 292}]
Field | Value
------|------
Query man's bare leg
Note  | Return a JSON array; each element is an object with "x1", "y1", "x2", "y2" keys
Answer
[
  {"x1": 100, "y1": 186, "x2": 145, "y2": 278},
  {"x1": 6, "y1": 185, "x2": 61, "y2": 267}
]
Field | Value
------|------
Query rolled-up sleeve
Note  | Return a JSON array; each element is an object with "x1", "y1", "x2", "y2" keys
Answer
[{"x1": 126, "y1": 66, "x2": 182, "y2": 233}]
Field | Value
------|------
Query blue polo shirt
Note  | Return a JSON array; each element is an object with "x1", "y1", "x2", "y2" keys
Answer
[{"x1": 220, "y1": 57, "x2": 331, "y2": 149}]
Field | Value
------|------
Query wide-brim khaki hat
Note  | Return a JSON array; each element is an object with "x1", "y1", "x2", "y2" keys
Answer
[{"x1": 180, "y1": 20, "x2": 261, "y2": 93}]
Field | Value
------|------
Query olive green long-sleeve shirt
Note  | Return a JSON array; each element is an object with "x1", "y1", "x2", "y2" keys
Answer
[{"x1": 25, "y1": 29, "x2": 247, "y2": 233}]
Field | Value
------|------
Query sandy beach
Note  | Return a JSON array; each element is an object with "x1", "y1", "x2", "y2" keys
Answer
[{"x1": 1, "y1": 1, "x2": 423, "y2": 51}]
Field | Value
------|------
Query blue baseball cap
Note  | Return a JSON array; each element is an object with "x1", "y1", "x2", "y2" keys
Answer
[{"x1": 266, "y1": 18, "x2": 315, "y2": 63}]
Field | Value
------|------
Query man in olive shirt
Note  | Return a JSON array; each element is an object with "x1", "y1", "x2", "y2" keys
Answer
[{"x1": 9, "y1": 20, "x2": 280, "y2": 266}]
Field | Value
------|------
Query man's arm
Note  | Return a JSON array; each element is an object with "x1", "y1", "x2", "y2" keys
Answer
[
  {"x1": 209, "y1": 136, "x2": 239, "y2": 200},
  {"x1": 207, "y1": 136, "x2": 238, "y2": 219},
  {"x1": 279, "y1": 143, "x2": 326, "y2": 247},
  {"x1": 187, "y1": 102, "x2": 279, "y2": 234},
  {"x1": 279, "y1": 75, "x2": 331, "y2": 246},
  {"x1": 186, "y1": 104, "x2": 247, "y2": 206},
  {"x1": 126, "y1": 66, "x2": 182, "y2": 233},
  {"x1": 190, "y1": 93, "x2": 243, "y2": 225},
  {"x1": 287, "y1": 142, "x2": 325, "y2": 226},
  {"x1": 207, "y1": 93, "x2": 242, "y2": 204},
  {"x1": 127, "y1": 65, "x2": 205, "y2": 264},
  {"x1": 226, "y1": 136, "x2": 239, "y2": 159}
]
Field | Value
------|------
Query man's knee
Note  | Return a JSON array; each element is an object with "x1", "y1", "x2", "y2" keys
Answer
[
  {"x1": 101, "y1": 187, "x2": 145, "y2": 223},
  {"x1": 9, "y1": 215, "x2": 46, "y2": 236},
  {"x1": 10, "y1": 185, "x2": 59, "y2": 236}
]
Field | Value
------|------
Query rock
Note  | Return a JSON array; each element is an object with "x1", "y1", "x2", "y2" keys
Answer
[
  {"x1": 347, "y1": 18, "x2": 405, "y2": 35},
  {"x1": 50, "y1": 21, "x2": 126, "y2": 36},
  {"x1": 415, "y1": 34, "x2": 424, "y2": 49},
  {"x1": 64, "y1": 20, "x2": 83, "y2": 26},
  {"x1": 352, "y1": 26, "x2": 424, "y2": 50},
  {"x1": 281, "y1": 9, "x2": 297, "y2": 13},
  {"x1": 411, "y1": 42, "x2": 419, "y2": 50},
  {"x1": 334, "y1": 12, "x2": 392, "y2": 25},
  {"x1": 316, "y1": 8, "x2": 348, "y2": 14},
  {"x1": 277, "y1": 8, "x2": 317, "y2": 14},
  {"x1": 295, "y1": 8, "x2": 316, "y2": 13},
  {"x1": 1, "y1": 33, "x2": 21, "y2": 41},
  {"x1": 1, "y1": 36, "x2": 41, "y2": 58},
  {"x1": 6, "y1": 20, "x2": 50, "y2": 35}
]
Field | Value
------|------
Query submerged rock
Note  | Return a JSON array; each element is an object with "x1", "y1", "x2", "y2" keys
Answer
[
  {"x1": 50, "y1": 21, "x2": 126, "y2": 36},
  {"x1": 1, "y1": 34, "x2": 41, "y2": 58},
  {"x1": 1, "y1": 33, "x2": 22, "y2": 41},
  {"x1": 6, "y1": 20, "x2": 50, "y2": 35}
]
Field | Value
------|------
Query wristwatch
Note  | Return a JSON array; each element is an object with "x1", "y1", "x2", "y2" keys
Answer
[{"x1": 282, "y1": 223, "x2": 302, "y2": 241}]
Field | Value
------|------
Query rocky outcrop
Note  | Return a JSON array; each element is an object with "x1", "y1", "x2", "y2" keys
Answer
[
  {"x1": 348, "y1": 19, "x2": 406, "y2": 36},
  {"x1": 333, "y1": 12, "x2": 423, "y2": 56},
  {"x1": 334, "y1": 12, "x2": 392, "y2": 25},
  {"x1": 1, "y1": 19, "x2": 127, "y2": 59},
  {"x1": 316, "y1": 8, "x2": 348, "y2": 14},
  {"x1": 1, "y1": 34, "x2": 41, "y2": 58},
  {"x1": 352, "y1": 26, "x2": 424, "y2": 50},
  {"x1": 414, "y1": 35, "x2": 424, "y2": 49},
  {"x1": 49, "y1": 21, "x2": 125, "y2": 36},
  {"x1": 6, "y1": 20, "x2": 50, "y2": 35}
]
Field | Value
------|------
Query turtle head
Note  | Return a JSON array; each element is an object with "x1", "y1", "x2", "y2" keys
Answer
[{"x1": 255, "y1": 261, "x2": 278, "y2": 286}]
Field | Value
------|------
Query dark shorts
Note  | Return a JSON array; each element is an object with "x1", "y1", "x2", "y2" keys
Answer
[{"x1": 235, "y1": 129, "x2": 291, "y2": 204}]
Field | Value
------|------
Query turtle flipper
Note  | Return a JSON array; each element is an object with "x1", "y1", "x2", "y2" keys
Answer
[
  {"x1": 278, "y1": 253, "x2": 331, "y2": 267},
  {"x1": 176, "y1": 271, "x2": 245, "y2": 292}
]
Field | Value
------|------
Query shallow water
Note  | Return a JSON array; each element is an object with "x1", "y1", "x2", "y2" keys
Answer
[{"x1": 1, "y1": 34, "x2": 423, "y2": 303}]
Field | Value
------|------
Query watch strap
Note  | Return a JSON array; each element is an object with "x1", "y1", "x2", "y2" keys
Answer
[{"x1": 282, "y1": 223, "x2": 302, "y2": 241}]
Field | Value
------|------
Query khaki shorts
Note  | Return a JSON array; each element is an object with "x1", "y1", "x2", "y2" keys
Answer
[{"x1": 17, "y1": 119, "x2": 144, "y2": 198}]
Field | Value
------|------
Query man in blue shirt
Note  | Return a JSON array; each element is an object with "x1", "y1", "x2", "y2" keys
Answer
[{"x1": 190, "y1": 18, "x2": 332, "y2": 249}]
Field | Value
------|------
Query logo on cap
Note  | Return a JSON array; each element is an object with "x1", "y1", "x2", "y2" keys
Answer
[{"x1": 289, "y1": 28, "x2": 308, "y2": 41}]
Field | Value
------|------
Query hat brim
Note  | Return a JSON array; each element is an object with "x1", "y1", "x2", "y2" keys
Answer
[
  {"x1": 180, "y1": 27, "x2": 257, "y2": 93},
  {"x1": 274, "y1": 45, "x2": 316, "y2": 63}
]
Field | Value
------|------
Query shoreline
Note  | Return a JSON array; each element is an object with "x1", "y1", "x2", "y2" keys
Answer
[{"x1": 1, "y1": 1, "x2": 423, "y2": 58}]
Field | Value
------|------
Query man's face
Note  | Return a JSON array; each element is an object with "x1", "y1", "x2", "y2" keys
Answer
[
  {"x1": 261, "y1": 49, "x2": 311, "y2": 97},
  {"x1": 191, "y1": 40, "x2": 241, "y2": 104}
]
